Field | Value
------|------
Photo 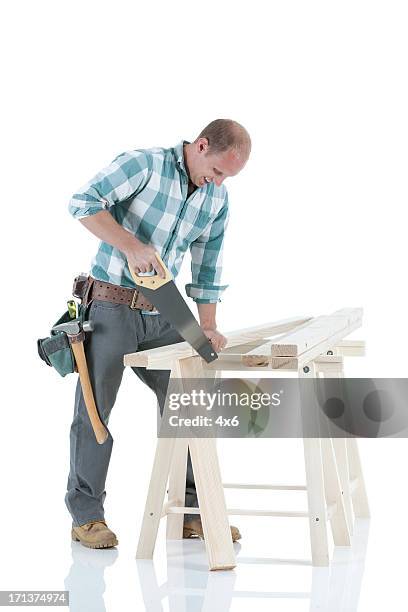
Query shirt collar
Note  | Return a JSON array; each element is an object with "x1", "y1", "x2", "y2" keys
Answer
[{"x1": 174, "y1": 140, "x2": 190, "y2": 176}]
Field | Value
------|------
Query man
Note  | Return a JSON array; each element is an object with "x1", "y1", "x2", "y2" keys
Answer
[{"x1": 66, "y1": 119, "x2": 251, "y2": 549}]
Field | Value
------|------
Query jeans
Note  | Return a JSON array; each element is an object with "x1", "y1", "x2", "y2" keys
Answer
[{"x1": 65, "y1": 299, "x2": 198, "y2": 526}]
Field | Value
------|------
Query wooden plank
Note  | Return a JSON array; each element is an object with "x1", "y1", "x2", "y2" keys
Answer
[
  {"x1": 270, "y1": 309, "x2": 363, "y2": 357},
  {"x1": 242, "y1": 341, "x2": 364, "y2": 369},
  {"x1": 269, "y1": 315, "x2": 362, "y2": 370},
  {"x1": 244, "y1": 318, "x2": 321, "y2": 364},
  {"x1": 123, "y1": 316, "x2": 311, "y2": 368},
  {"x1": 215, "y1": 317, "x2": 312, "y2": 348},
  {"x1": 203, "y1": 354, "x2": 271, "y2": 371},
  {"x1": 221, "y1": 339, "x2": 271, "y2": 354},
  {"x1": 271, "y1": 318, "x2": 336, "y2": 358}
]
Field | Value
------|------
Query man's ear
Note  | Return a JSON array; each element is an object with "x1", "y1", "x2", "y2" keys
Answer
[{"x1": 197, "y1": 138, "x2": 209, "y2": 154}]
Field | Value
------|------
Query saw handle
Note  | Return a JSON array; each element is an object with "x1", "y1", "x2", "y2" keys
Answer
[{"x1": 130, "y1": 252, "x2": 173, "y2": 290}]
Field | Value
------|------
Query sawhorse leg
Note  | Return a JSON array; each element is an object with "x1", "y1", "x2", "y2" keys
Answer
[
  {"x1": 301, "y1": 360, "x2": 351, "y2": 565},
  {"x1": 166, "y1": 437, "x2": 189, "y2": 540},
  {"x1": 136, "y1": 436, "x2": 177, "y2": 559},
  {"x1": 301, "y1": 361, "x2": 330, "y2": 566},
  {"x1": 180, "y1": 356, "x2": 235, "y2": 570},
  {"x1": 137, "y1": 362, "x2": 186, "y2": 556},
  {"x1": 347, "y1": 437, "x2": 370, "y2": 518},
  {"x1": 316, "y1": 354, "x2": 370, "y2": 526},
  {"x1": 138, "y1": 356, "x2": 236, "y2": 571},
  {"x1": 315, "y1": 356, "x2": 354, "y2": 535}
]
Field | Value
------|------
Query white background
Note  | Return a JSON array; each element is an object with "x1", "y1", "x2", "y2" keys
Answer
[{"x1": 1, "y1": 1, "x2": 407, "y2": 610}]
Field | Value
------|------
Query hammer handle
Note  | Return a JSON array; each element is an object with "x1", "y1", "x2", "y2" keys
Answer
[{"x1": 71, "y1": 341, "x2": 109, "y2": 445}]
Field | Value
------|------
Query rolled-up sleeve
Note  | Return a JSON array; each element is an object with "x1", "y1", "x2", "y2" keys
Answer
[
  {"x1": 68, "y1": 151, "x2": 151, "y2": 219},
  {"x1": 185, "y1": 193, "x2": 230, "y2": 303}
]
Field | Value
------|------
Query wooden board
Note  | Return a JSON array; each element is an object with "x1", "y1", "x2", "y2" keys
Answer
[
  {"x1": 243, "y1": 309, "x2": 363, "y2": 370},
  {"x1": 124, "y1": 316, "x2": 311, "y2": 369},
  {"x1": 270, "y1": 309, "x2": 363, "y2": 357}
]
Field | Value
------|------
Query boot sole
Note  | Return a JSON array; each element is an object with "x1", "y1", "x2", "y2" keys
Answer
[
  {"x1": 71, "y1": 529, "x2": 118, "y2": 549},
  {"x1": 183, "y1": 527, "x2": 241, "y2": 543},
  {"x1": 183, "y1": 527, "x2": 204, "y2": 540}
]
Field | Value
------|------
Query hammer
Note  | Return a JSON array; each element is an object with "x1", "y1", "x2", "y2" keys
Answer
[{"x1": 52, "y1": 319, "x2": 108, "y2": 445}]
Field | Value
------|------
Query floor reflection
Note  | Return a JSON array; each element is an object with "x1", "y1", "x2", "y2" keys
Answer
[
  {"x1": 64, "y1": 542, "x2": 118, "y2": 612},
  {"x1": 63, "y1": 520, "x2": 369, "y2": 611},
  {"x1": 136, "y1": 519, "x2": 370, "y2": 612}
]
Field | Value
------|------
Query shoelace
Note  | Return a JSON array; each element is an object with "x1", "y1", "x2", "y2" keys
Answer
[{"x1": 83, "y1": 520, "x2": 107, "y2": 531}]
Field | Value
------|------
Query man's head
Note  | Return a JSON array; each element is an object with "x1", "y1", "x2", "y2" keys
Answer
[{"x1": 184, "y1": 119, "x2": 251, "y2": 188}]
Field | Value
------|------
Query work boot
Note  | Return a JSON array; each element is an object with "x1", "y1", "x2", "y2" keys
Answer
[
  {"x1": 183, "y1": 518, "x2": 241, "y2": 542},
  {"x1": 71, "y1": 520, "x2": 118, "y2": 549}
]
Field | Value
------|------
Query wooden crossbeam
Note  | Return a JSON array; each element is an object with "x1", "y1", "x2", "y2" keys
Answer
[
  {"x1": 223, "y1": 483, "x2": 307, "y2": 490},
  {"x1": 166, "y1": 506, "x2": 310, "y2": 518}
]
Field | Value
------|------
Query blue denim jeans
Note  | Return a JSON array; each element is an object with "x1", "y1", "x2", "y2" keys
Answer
[{"x1": 65, "y1": 299, "x2": 198, "y2": 526}]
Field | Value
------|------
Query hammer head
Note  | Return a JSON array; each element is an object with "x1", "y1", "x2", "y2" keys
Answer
[
  {"x1": 51, "y1": 320, "x2": 81, "y2": 336},
  {"x1": 51, "y1": 318, "x2": 94, "y2": 337}
]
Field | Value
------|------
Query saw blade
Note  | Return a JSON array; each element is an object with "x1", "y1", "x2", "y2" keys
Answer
[
  {"x1": 130, "y1": 253, "x2": 218, "y2": 364},
  {"x1": 136, "y1": 280, "x2": 218, "y2": 363}
]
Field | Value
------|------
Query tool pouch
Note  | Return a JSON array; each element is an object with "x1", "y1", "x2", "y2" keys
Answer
[{"x1": 37, "y1": 305, "x2": 86, "y2": 377}]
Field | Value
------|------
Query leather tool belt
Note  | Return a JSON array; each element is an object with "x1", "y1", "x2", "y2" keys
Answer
[{"x1": 74, "y1": 275, "x2": 157, "y2": 312}]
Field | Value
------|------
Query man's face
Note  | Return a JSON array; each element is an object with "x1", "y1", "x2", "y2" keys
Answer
[{"x1": 189, "y1": 138, "x2": 248, "y2": 188}]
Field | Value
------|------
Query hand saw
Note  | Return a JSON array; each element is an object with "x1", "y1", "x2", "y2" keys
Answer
[{"x1": 129, "y1": 253, "x2": 218, "y2": 364}]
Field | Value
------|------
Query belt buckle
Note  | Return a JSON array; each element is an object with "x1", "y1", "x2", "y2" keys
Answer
[{"x1": 130, "y1": 289, "x2": 140, "y2": 310}]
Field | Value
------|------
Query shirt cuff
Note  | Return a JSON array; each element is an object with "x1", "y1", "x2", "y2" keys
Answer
[
  {"x1": 185, "y1": 283, "x2": 228, "y2": 303},
  {"x1": 68, "y1": 204, "x2": 105, "y2": 219}
]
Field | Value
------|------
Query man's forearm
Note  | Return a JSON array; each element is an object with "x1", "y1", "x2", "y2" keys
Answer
[
  {"x1": 197, "y1": 303, "x2": 217, "y2": 330},
  {"x1": 79, "y1": 210, "x2": 138, "y2": 253}
]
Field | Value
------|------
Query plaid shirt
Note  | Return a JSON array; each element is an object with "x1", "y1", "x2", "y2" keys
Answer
[{"x1": 68, "y1": 141, "x2": 229, "y2": 303}]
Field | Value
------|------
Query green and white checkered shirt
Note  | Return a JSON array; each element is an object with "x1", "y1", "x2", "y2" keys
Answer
[{"x1": 68, "y1": 141, "x2": 229, "y2": 304}]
